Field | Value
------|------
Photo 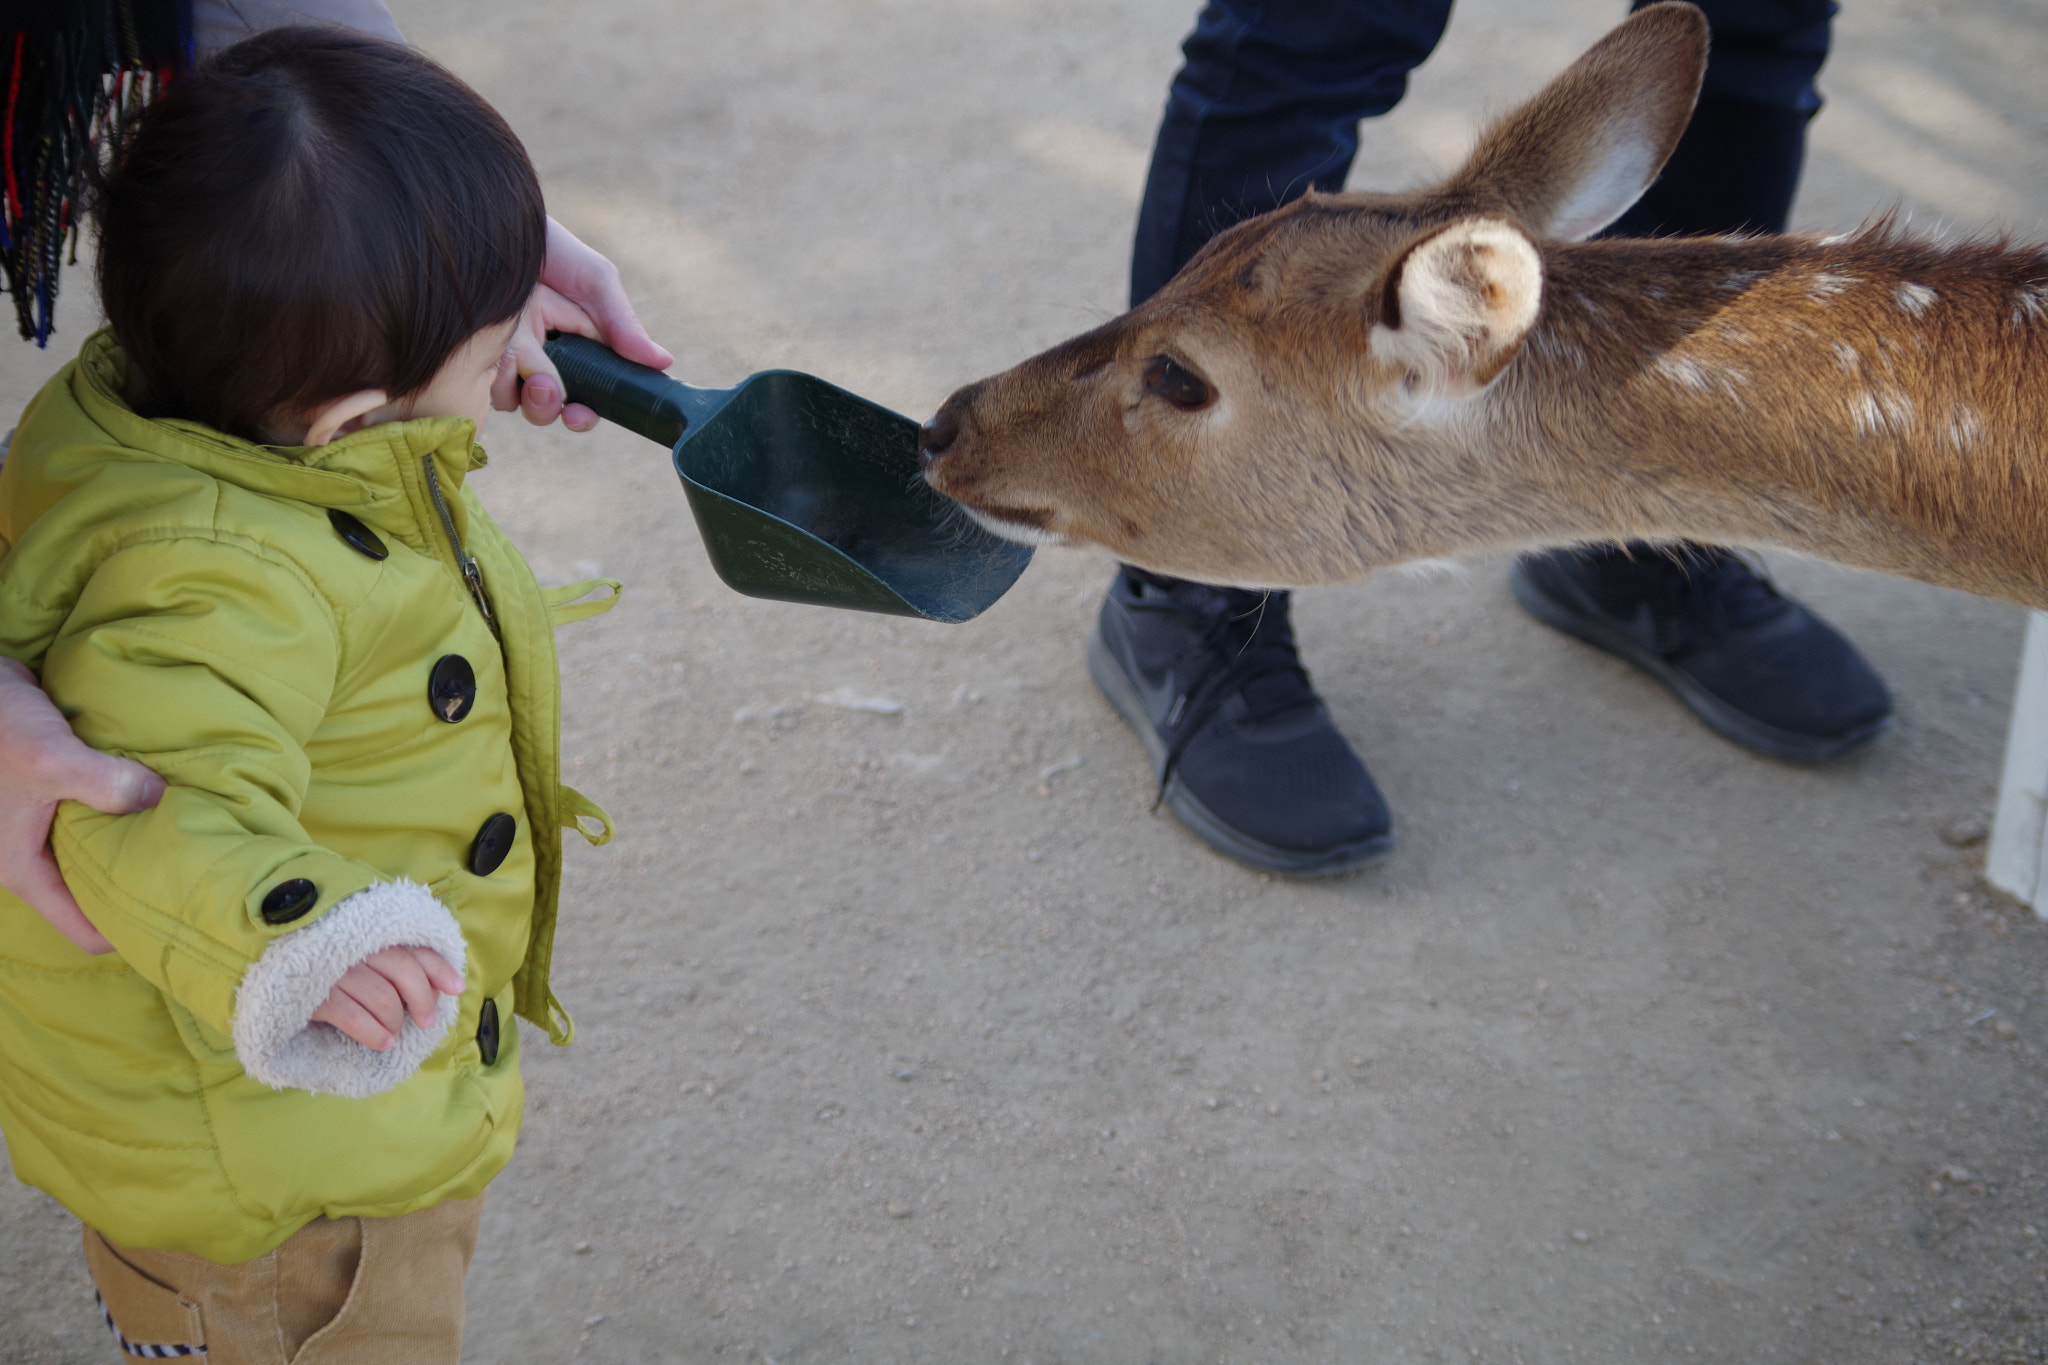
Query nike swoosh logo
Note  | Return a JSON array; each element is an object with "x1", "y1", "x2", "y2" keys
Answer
[
  {"x1": 1131, "y1": 666, "x2": 1184, "y2": 728},
  {"x1": 1620, "y1": 599, "x2": 1661, "y2": 653}
]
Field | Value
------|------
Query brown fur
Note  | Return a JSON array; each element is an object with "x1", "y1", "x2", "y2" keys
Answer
[{"x1": 920, "y1": 3, "x2": 2048, "y2": 607}]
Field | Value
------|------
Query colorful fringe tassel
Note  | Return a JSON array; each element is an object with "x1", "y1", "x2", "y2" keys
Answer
[{"x1": 2, "y1": 1, "x2": 193, "y2": 346}]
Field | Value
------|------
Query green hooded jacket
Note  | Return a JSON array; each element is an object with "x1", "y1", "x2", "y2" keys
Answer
[{"x1": 0, "y1": 332, "x2": 615, "y2": 1262}]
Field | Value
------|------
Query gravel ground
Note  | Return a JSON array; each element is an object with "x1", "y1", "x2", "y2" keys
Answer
[{"x1": 7, "y1": 1, "x2": 2048, "y2": 1361}]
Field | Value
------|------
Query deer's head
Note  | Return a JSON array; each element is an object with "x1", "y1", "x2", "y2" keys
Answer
[{"x1": 920, "y1": 2, "x2": 1708, "y2": 586}]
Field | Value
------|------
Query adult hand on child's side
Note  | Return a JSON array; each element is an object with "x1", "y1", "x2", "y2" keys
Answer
[
  {"x1": 0, "y1": 658, "x2": 165, "y2": 954},
  {"x1": 312, "y1": 944, "x2": 466, "y2": 1052},
  {"x1": 496, "y1": 216, "x2": 675, "y2": 433}
]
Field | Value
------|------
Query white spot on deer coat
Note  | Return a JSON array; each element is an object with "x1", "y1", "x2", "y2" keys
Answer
[
  {"x1": 1654, "y1": 354, "x2": 1747, "y2": 397},
  {"x1": 1526, "y1": 330, "x2": 1586, "y2": 371},
  {"x1": 1850, "y1": 389, "x2": 1916, "y2": 436},
  {"x1": 1945, "y1": 403, "x2": 1985, "y2": 450},
  {"x1": 1895, "y1": 282, "x2": 1938, "y2": 315},
  {"x1": 1807, "y1": 272, "x2": 1859, "y2": 301},
  {"x1": 1656, "y1": 355, "x2": 1709, "y2": 390},
  {"x1": 2011, "y1": 284, "x2": 2048, "y2": 328},
  {"x1": 1831, "y1": 340, "x2": 1859, "y2": 372}
]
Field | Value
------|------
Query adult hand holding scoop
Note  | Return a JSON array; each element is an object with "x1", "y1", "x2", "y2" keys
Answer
[{"x1": 545, "y1": 334, "x2": 1032, "y2": 623}]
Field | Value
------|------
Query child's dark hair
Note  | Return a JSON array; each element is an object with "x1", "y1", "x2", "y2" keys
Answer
[{"x1": 95, "y1": 28, "x2": 546, "y2": 442}]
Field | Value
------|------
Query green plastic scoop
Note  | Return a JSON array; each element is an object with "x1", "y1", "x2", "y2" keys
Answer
[{"x1": 543, "y1": 334, "x2": 1032, "y2": 623}]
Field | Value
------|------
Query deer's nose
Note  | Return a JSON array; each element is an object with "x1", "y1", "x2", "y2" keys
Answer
[{"x1": 919, "y1": 404, "x2": 961, "y2": 469}]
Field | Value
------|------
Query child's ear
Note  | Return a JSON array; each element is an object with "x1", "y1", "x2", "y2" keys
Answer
[{"x1": 299, "y1": 389, "x2": 392, "y2": 446}]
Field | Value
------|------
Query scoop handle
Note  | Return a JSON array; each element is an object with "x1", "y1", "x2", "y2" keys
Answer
[{"x1": 543, "y1": 333, "x2": 694, "y2": 447}]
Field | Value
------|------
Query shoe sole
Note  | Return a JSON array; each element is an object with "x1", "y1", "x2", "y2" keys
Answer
[
  {"x1": 1506, "y1": 561, "x2": 1892, "y2": 763},
  {"x1": 1086, "y1": 631, "x2": 1394, "y2": 876}
]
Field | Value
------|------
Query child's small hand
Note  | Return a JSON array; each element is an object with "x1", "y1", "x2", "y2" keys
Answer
[{"x1": 311, "y1": 945, "x2": 465, "y2": 1052}]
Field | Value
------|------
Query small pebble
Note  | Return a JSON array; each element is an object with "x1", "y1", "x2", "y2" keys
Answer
[
  {"x1": 572, "y1": 1241, "x2": 591, "y2": 1254},
  {"x1": 1994, "y1": 1019, "x2": 2020, "y2": 1041},
  {"x1": 1942, "y1": 818, "x2": 1989, "y2": 848},
  {"x1": 1570, "y1": 1230, "x2": 1592, "y2": 1244},
  {"x1": 886, "y1": 1202, "x2": 913, "y2": 1219},
  {"x1": 814, "y1": 687, "x2": 904, "y2": 715},
  {"x1": 895, "y1": 1069, "x2": 916, "y2": 1081}
]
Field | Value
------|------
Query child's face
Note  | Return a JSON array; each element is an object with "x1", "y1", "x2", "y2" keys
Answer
[{"x1": 393, "y1": 319, "x2": 522, "y2": 431}]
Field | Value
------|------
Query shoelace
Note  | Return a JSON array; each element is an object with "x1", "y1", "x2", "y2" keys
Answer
[
  {"x1": 1682, "y1": 550, "x2": 1788, "y2": 629},
  {"x1": 1586, "y1": 547, "x2": 1789, "y2": 647},
  {"x1": 1151, "y1": 586, "x2": 1318, "y2": 805}
]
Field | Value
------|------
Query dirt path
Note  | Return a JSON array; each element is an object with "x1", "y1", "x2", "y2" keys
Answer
[{"x1": 8, "y1": 1, "x2": 2048, "y2": 1360}]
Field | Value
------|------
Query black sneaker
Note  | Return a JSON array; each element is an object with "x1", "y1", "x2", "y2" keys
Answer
[
  {"x1": 1087, "y1": 568, "x2": 1393, "y2": 875},
  {"x1": 1508, "y1": 545, "x2": 1893, "y2": 761}
]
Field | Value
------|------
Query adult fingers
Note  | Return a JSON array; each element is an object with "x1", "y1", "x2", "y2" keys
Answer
[
  {"x1": 16, "y1": 746, "x2": 165, "y2": 817},
  {"x1": 519, "y1": 371, "x2": 566, "y2": 428},
  {"x1": 541, "y1": 217, "x2": 674, "y2": 371},
  {"x1": 1, "y1": 846, "x2": 115, "y2": 954},
  {"x1": 66, "y1": 752, "x2": 166, "y2": 816},
  {"x1": 0, "y1": 663, "x2": 165, "y2": 813},
  {"x1": 502, "y1": 285, "x2": 597, "y2": 429},
  {"x1": 0, "y1": 658, "x2": 149, "y2": 952}
]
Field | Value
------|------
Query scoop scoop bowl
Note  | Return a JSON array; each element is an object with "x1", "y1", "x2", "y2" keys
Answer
[{"x1": 544, "y1": 334, "x2": 1032, "y2": 623}]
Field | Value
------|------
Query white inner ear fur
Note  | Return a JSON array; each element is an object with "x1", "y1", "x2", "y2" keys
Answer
[
  {"x1": 1544, "y1": 120, "x2": 1663, "y2": 242},
  {"x1": 1369, "y1": 219, "x2": 1543, "y2": 403}
]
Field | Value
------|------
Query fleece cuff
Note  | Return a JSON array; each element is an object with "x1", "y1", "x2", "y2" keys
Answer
[{"x1": 231, "y1": 879, "x2": 467, "y2": 1098}]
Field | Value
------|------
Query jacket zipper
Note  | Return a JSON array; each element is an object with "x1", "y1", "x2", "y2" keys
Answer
[{"x1": 421, "y1": 455, "x2": 498, "y2": 637}]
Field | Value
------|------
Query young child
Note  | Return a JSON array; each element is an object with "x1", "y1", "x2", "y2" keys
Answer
[{"x1": 0, "y1": 27, "x2": 614, "y2": 1361}]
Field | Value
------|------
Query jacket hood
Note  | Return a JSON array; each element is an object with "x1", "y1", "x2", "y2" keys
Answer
[{"x1": 10, "y1": 330, "x2": 487, "y2": 556}]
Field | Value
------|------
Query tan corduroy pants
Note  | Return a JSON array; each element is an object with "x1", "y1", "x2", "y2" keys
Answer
[{"x1": 82, "y1": 1196, "x2": 482, "y2": 1364}]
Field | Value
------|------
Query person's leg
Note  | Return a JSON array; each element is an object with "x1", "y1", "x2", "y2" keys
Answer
[
  {"x1": 1610, "y1": 0, "x2": 1834, "y2": 239},
  {"x1": 1130, "y1": 0, "x2": 1452, "y2": 304},
  {"x1": 1098, "y1": 0, "x2": 1450, "y2": 874},
  {"x1": 82, "y1": 1197, "x2": 482, "y2": 1364},
  {"x1": 1511, "y1": 0, "x2": 1893, "y2": 761}
]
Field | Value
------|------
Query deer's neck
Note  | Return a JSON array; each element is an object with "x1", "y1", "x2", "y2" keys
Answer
[{"x1": 1479, "y1": 230, "x2": 2048, "y2": 606}]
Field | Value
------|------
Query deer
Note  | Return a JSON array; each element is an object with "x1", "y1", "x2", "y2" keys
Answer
[{"x1": 916, "y1": 1, "x2": 2048, "y2": 612}]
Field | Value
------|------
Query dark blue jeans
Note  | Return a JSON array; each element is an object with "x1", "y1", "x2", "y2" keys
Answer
[{"x1": 1131, "y1": 0, "x2": 1837, "y2": 305}]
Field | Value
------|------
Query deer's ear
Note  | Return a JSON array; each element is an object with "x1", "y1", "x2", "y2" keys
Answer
[
  {"x1": 1369, "y1": 219, "x2": 1542, "y2": 402},
  {"x1": 1445, "y1": 1, "x2": 1707, "y2": 241}
]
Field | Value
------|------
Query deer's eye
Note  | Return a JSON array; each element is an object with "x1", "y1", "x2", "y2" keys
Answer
[{"x1": 1142, "y1": 355, "x2": 1214, "y2": 411}]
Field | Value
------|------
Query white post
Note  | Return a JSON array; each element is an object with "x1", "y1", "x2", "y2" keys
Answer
[{"x1": 1986, "y1": 610, "x2": 2048, "y2": 917}]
